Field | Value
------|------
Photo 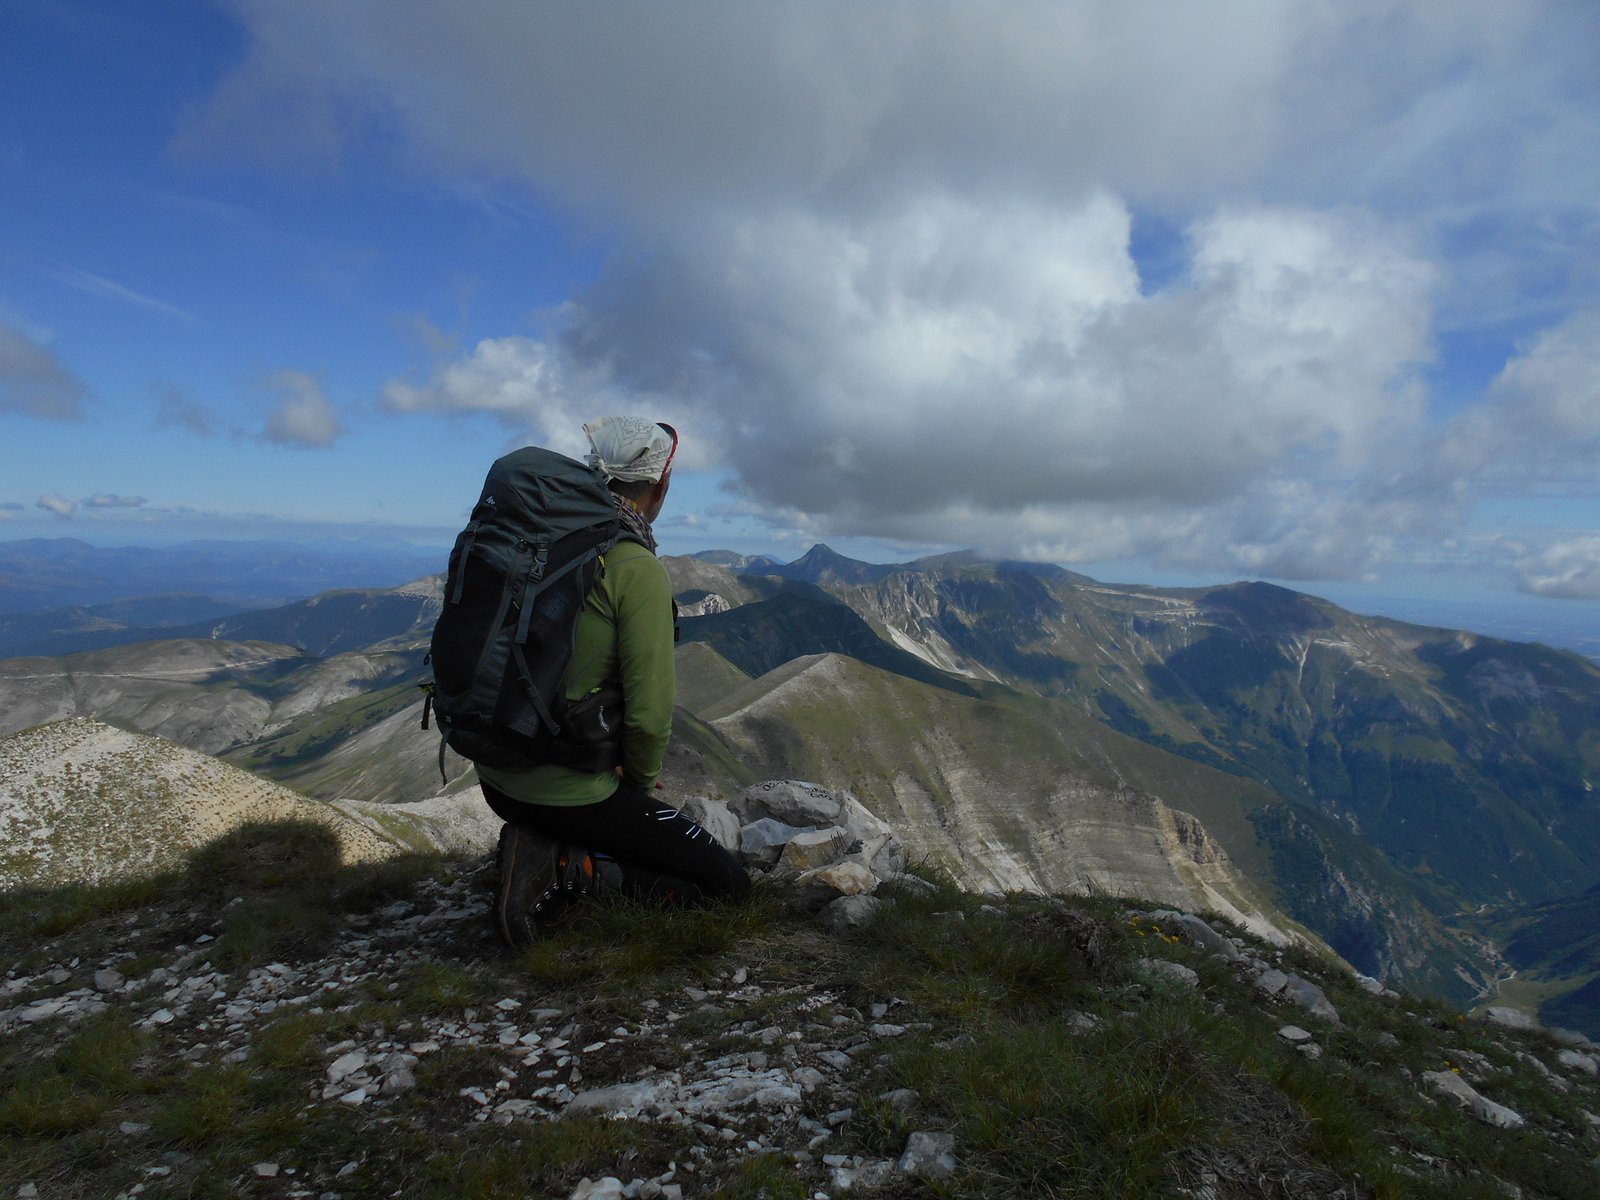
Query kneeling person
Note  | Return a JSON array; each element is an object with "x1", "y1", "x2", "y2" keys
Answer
[{"x1": 478, "y1": 417, "x2": 749, "y2": 946}]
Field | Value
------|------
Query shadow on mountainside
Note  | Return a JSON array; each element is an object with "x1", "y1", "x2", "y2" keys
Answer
[{"x1": 2, "y1": 821, "x2": 1598, "y2": 1199}]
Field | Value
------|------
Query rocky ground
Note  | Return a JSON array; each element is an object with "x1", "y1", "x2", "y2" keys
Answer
[{"x1": 3, "y1": 788, "x2": 1600, "y2": 1198}]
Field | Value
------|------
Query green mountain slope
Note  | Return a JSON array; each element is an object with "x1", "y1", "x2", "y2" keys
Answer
[
  {"x1": 811, "y1": 558, "x2": 1600, "y2": 913},
  {"x1": 698, "y1": 651, "x2": 1501, "y2": 990}
]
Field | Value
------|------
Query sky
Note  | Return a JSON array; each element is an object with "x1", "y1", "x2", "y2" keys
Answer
[{"x1": 3, "y1": 0, "x2": 1600, "y2": 626}]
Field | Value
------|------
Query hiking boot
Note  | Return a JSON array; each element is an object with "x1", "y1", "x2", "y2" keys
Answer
[{"x1": 494, "y1": 824, "x2": 596, "y2": 948}]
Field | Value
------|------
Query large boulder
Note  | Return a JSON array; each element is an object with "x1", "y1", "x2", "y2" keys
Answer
[{"x1": 731, "y1": 780, "x2": 908, "y2": 915}]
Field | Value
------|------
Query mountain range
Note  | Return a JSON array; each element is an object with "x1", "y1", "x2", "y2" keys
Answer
[{"x1": 1, "y1": 540, "x2": 1597, "y2": 1034}]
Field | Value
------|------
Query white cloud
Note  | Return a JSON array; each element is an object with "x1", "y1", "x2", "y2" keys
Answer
[
  {"x1": 154, "y1": 384, "x2": 216, "y2": 435},
  {"x1": 0, "y1": 323, "x2": 87, "y2": 419},
  {"x1": 1440, "y1": 308, "x2": 1600, "y2": 488},
  {"x1": 1515, "y1": 535, "x2": 1600, "y2": 600},
  {"x1": 47, "y1": 267, "x2": 199, "y2": 324},
  {"x1": 191, "y1": 0, "x2": 1600, "y2": 578},
  {"x1": 36, "y1": 493, "x2": 76, "y2": 518},
  {"x1": 262, "y1": 371, "x2": 342, "y2": 446},
  {"x1": 191, "y1": 2, "x2": 1599, "y2": 238},
  {"x1": 85, "y1": 494, "x2": 147, "y2": 508},
  {"x1": 380, "y1": 198, "x2": 1437, "y2": 575}
]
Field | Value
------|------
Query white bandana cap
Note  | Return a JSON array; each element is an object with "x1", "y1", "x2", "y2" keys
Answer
[{"x1": 584, "y1": 415, "x2": 676, "y2": 483}]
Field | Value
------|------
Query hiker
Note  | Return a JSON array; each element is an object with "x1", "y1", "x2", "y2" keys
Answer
[{"x1": 475, "y1": 417, "x2": 750, "y2": 945}]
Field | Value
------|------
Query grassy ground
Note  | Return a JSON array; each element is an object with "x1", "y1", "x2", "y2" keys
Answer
[{"x1": 2, "y1": 821, "x2": 1598, "y2": 1199}]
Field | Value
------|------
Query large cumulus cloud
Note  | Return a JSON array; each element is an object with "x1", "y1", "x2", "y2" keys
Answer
[
  {"x1": 384, "y1": 197, "x2": 1439, "y2": 573},
  {"x1": 189, "y1": 0, "x2": 1600, "y2": 579}
]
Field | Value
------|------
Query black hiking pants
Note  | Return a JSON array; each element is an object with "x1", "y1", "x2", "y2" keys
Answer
[{"x1": 480, "y1": 780, "x2": 750, "y2": 907}]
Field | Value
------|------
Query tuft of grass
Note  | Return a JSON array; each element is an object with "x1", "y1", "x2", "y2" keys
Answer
[
  {"x1": 514, "y1": 886, "x2": 787, "y2": 991},
  {"x1": 0, "y1": 873, "x2": 167, "y2": 941},
  {"x1": 0, "y1": 1065, "x2": 108, "y2": 1139},
  {"x1": 212, "y1": 892, "x2": 342, "y2": 969},
  {"x1": 149, "y1": 1064, "x2": 254, "y2": 1149},
  {"x1": 249, "y1": 1010, "x2": 332, "y2": 1074},
  {"x1": 707, "y1": 1152, "x2": 814, "y2": 1199},
  {"x1": 0, "y1": 1010, "x2": 148, "y2": 1139},
  {"x1": 390, "y1": 960, "x2": 498, "y2": 1014},
  {"x1": 840, "y1": 894, "x2": 1113, "y2": 1024},
  {"x1": 398, "y1": 1118, "x2": 665, "y2": 1200},
  {"x1": 185, "y1": 821, "x2": 344, "y2": 895},
  {"x1": 875, "y1": 1002, "x2": 1223, "y2": 1198}
]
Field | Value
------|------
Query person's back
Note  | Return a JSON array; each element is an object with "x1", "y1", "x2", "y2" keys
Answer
[{"x1": 478, "y1": 417, "x2": 749, "y2": 946}]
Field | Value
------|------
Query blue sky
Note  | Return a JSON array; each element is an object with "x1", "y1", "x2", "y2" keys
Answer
[{"x1": 3, "y1": 1, "x2": 1600, "y2": 624}]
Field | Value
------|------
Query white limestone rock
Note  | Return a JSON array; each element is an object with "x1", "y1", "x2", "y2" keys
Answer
[
  {"x1": 570, "y1": 1178, "x2": 628, "y2": 1200},
  {"x1": 1136, "y1": 958, "x2": 1199, "y2": 989},
  {"x1": 676, "y1": 795, "x2": 740, "y2": 852},
  {"x1": 818, "y1": 895, "x2": 884, "y2": 933},
  {"x1": 739, "y1": 818, "x2": 809, "y2": 862},
  {"x1": 1558, "y1": 1049, "x2": 1598, "y2": 1076},
  {"x1": 898, "y1": 1131, "x2": 957, "y2": 1179},
  {"x1": 778, "y1": 827, "x2": 852, "y2": 874},
  {"x1": 1282, "y1": 975, "x2": 1340, "y2": 1024},
  {"x1": 1254, "y1": 969, "x2": 1290, "y2": 997},
  {"x1": 1483, "y1": 1006, "x2": 1539, "y2": 1032},
  {"x1": 1422, "y1": 1071, "x2": 1526, "y2": 1129},
  {"x1": 798, "y1": 860, "x2": 877, "y2": 898},
  {"x1": 735, "y1": 780, "x2": 842, "y2": 828}
]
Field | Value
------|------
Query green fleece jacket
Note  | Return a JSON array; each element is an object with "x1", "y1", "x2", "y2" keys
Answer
[{"x1": 476, "y1": 540, "x2": 675, "y2": 806}]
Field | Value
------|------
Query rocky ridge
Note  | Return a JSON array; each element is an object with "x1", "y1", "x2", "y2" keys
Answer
[
  {"x1": 0, "y1": 718, "x2": 397, "y2": 889},
  {"x1": 4, "y1": 784, "x2": 1600, "y2": 1198}
]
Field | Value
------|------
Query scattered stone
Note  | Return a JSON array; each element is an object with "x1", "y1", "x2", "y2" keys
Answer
[
  {"x1": 739, "y1": 818, "x2": 810, "y2": 861},
  {"x1": 778, "y1": 828, "x2": 851, "y2": 874},
  {"x1": 881, "y1": 874, "x2": 938, "y2": 898},
  {"x1": 878, "y1": 1088, "x2": 919, "y2": 1114},
  {"x1": 570, "y1": 1177, "x2": 628, "y2": 1200},
  {"x1": 1549, "y1": 1027, "x2": 1598, "y2": 1050},
  {"x1": 1483, "y1": 1006, "x2": 1539, "y2": 1032},
  {"x1": 1282, "y1": 976, "x2": 1340, "y2": 1024},
  {"x1": 817, "y1": 895, "x2": 882, "y2": 933},
  {"x1": 829, "y1": 1160, "x2": 895, "y2": 1193},
  {"x1": 1278, "y1": 1025, "x2": 1314, "y2": 1044},
  {"x1": 898, "y1": 1131, "x2": 957, "y2": 1179},
  {"x1": 798, "y1": 861, "x2": 877, "y2": 898},
  {"x1": 735, "y1": 780, "x2": 843, "y2": 828},
  {"x1": 119, "y1": 1122, "x2": 150, "y2": 1135},
  {"x1": 94, "y1": 968, "x2": 124, "y2": 993},
  {"x1": 147, "y1": 1008, "x2": 175, "y2": 1026},
  {"x1": 1254, "y1": 969, "x2": 1290, "y2": 997},
  {"x1": 1137, "y1": 958, "x2": 1199, "y2": 989},
  {"x1": 1147, "y1": 911, "x2": 1242, "y2": 961},
  {"x1": 328, "y1": 1050, "x2": 368, "y2": 1083},
  {"x1": 253, "y1": 1163, "x2": 280, "y2": 1179},
  {"x1": 1558, "y1": 1049, "x2": 1598, "y2": 1076},
  {"x1": 674, "y1": 795, "x2": 740, "y2": 851},
  {"x1": 1422, "y1": 1071, "x2": 1526, "y2": 1129}
]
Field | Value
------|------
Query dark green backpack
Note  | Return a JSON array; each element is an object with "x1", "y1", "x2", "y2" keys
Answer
[{"x1": 425, "y1": 446, "x2": 638, "y2": 774}]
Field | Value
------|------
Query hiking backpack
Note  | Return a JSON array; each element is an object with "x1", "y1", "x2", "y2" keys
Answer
[{"x1": 425, "y1": 446, "x2": 637, "y2": 774}]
